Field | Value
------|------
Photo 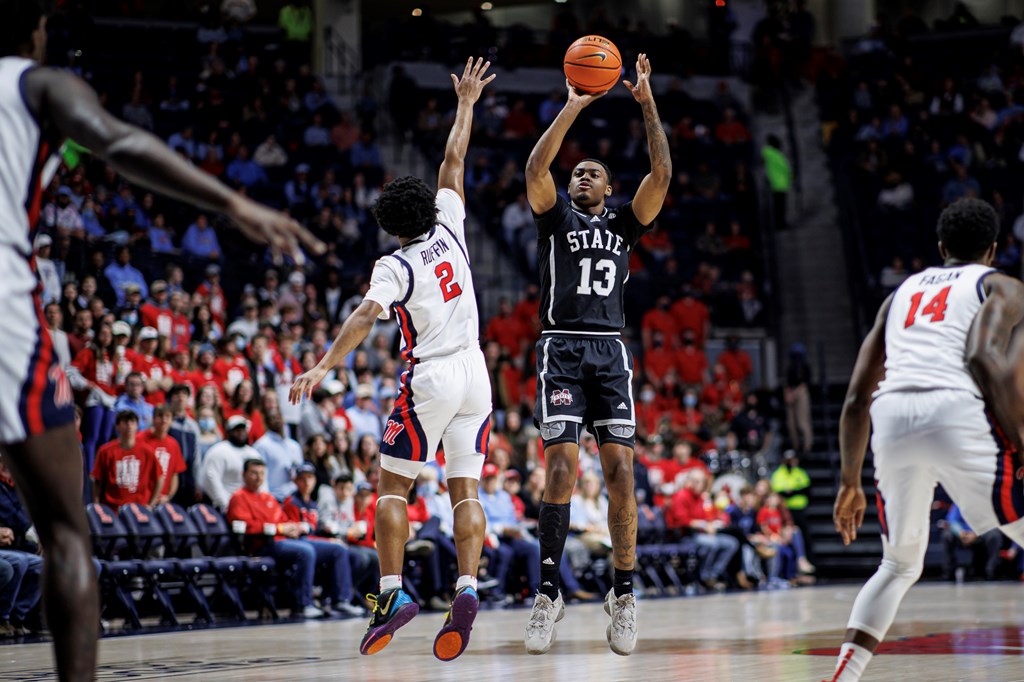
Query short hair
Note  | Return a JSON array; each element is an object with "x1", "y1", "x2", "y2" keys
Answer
[
  {"x1": 153, "y1": 404, "x2": 171, "y2": 418},
  {"x1": 332, "y1": 472, "x2": 354, "y2": 485},
  {"x1": 577, "y1": 158, "x2": 613, "y2": 184},
  {"x1": 243, "y1": 458, "x2": 266, "y2": 473},
  {"x1": 125, "y1": 371, "x2": 144, "y2": 384},
  {"x1": 168, "y1": 383, "x2": 191, "y2": 399},
  {"x1": 0, "y1": 0, "x2": 45, "y2": 58},
  {"x1": 936, "y1": 198, "x2": 1000, "y2": 261},
  {"x1": 372, "y1": 176, "x2": 436, "y2": 239},
  {"x1": 115, "y1": 410, "x2": 139, "y2": 424}
]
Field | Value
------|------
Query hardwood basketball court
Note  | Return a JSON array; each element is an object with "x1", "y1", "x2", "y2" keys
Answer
[{"x1": 3, "y1": 582, "x2": 1023, "y2": 681}]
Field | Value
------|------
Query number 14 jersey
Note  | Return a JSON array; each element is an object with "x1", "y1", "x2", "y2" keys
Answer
[
  {"x1": 876, "y1": 263, "x2": 994, "y2": 399},
  {"x1": 365, "y1": 189, "x2": 479, "y2": 363},
  {"x1": 535, "y1": 195, "x2": 649, "y2": 332}
]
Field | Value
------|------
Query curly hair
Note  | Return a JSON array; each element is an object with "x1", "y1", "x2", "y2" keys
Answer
[
  {"x1": 372, "y1": 176, "x2": 437, "y2": 240},
  {"x1": 936, "y1": 198, "x2": 999, "y2": 261}
]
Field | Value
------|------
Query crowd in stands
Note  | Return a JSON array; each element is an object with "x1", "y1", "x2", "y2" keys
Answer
[
  {"x1": 818, "y1": 6, "x2": 1024, "y2": 311},
  {"x1": 0, "y1": 4, "x2": 813, "y2": 635}
]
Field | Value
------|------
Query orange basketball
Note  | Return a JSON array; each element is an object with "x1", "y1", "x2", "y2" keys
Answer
[{"x1": 563, "y1": 35, "x2": 622, "y2": 94}]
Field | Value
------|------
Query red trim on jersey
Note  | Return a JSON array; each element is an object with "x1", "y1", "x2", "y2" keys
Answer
[
  {"x1": 394, "y1": 370, "x2": 423, "y2": 461},
  {"x1": 875, "y1": 488, "x2": 888, "y2": 540},
  {"x1": 26, "y1": 294, "x2": 54, "y2": 434},
  {"x1": 393, "y1": 305, "x2": 418, "y2": 364}
]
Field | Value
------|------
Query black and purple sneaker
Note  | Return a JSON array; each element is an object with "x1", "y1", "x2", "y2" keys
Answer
[
  {"x1": 433, "y1": 586, "x2": 479, "y2": 661},
  {"x1": 359, "y1": 588, "x2": 419, "y2": 656}
]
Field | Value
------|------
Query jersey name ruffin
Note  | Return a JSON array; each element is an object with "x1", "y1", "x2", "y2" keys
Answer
[{"x1": 420, "y1": 236, "x2": 452, "y2": 265}]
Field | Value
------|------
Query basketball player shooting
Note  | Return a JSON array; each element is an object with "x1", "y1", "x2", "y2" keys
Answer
[
  {"x1": 825, "y1": 198, "x2": 1024, "y2": 682},
  {"x1": 0, "y1": 3, "x2": 323, "y2": 680},
  {"x1": 522, "y1": 54, "x2": 671, "y2": 656},
  {"x1": 290, "y1": 57, "x2": 495, "y2": 662}
]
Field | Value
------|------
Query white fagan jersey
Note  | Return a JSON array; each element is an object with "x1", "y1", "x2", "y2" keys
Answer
[
  {"x1": 364, "y1": 189, "x2": 479, "y2": 362},
  {"x1": 875, "y1": 263, "x2": 994, "y2": 399},
  {"x1": 0, "y1": 57, "x2": 58, "y2": 259}
]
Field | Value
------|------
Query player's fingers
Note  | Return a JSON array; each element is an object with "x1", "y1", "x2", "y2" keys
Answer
[
  {"x1": 463, "y1": 56, "x2": 472, "y2": 78},
  {"x1": 855, "y1": 507, "x2": 865, "y2": 527},
  {"x1": 269, "y1": 243, "x2": 283, "y2": 267},
  {"x1": 286, "y1": 233, "x2": 305, "y2": 267},
  {"x1": 292, "y1": 220, "x2": 326, "y2": 255},
  {"x1": 473, "y1": 57, "x2": 484, "y2": 76},
  {"x1": 477, "y1": 60, "x2": 491, "y2": 78},
  {"x1": 482, "y1": 73, "x2": 497, "y2": 85},
  {"x1": 622, "y1": 80, "x2": 634, "y2": 91},
  {"x1": 450, "y1": 73, "x2": 459, "y2": 88}
]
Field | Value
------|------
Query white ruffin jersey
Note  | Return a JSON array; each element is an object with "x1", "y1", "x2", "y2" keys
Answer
[
  {"x1": 0, "y1": 57, "x2": 59, "y2": 260},
  {"x1": 364, "y1": 189, "x2": 479, "y2": 362},
  {"x1": 875, "y1": 263, "x2": 995, "y2": 399}
]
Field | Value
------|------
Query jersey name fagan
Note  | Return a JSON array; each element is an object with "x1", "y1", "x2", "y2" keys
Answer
[
  {"x1": 419, "y1": 236, "x2": 451, "y2": 265},
  {"x1": 565, "y1": 228, "x2": 624, "y2": 255}
]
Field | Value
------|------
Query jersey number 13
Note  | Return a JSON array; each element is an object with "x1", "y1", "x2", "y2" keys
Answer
[{"x1": 576, "y1": 257, "x2": 617, "y2": 297}]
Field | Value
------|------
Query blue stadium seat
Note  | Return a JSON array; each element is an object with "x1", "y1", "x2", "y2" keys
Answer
[
  {"x1": 153, "y1": 503, "x2": 216, "y2": 624},
  {"x1": 118, "y1": 504, "x2": 179, "y2": 626},
  {"x1": 85, "y1": 503, "x2": 143, "y2": 629}
]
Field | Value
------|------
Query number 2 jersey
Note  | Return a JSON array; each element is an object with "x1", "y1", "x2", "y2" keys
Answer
[
  {"x1": 875, "y1": 263, "x2": 994, "y2": 399},
  {"x1": 535, "y1": 195, "x2": 649, "y2": 332},
  {"x1": 364, "y1": 189, "x2": 479, "y2": 362}
]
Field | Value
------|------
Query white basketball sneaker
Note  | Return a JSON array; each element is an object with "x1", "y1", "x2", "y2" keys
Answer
[
  {"x1": 604, "y1": 589, "x2": 638, "y2": 656},
  {"x1": 524, "y1": 592, "x2": 565, "y2": 655}
]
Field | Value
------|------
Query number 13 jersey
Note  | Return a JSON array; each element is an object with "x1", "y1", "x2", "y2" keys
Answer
[
  {"x1": 876, "y1": 263, "x2": 994, "y2": 399},
  {"x1": 535, "y1": 195, "x2": 649, "y2": 332},
  {"x1": 364, "y1": 189, "x2": 480, "y2": 363}
]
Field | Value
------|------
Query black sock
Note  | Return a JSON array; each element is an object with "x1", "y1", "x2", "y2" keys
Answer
[
  {"x1": 613, "y1": 567, "x2": 634, "y2": 598},
  {"x1": 537, "y1": 501, "x2": 570, "y2": 601}
]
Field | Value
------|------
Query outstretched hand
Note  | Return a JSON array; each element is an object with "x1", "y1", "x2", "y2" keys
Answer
[
  {"x1": 228, "y1": 196, "x2": 325, "y2": 267},
  {"x1": 833, "y1": 483, "x2": 867, "y2": 546},
  {"x1": 451, "y1": 57, "x2": 496, "y2": 104},
  {"x1": 289, "y1": 365, "x2": 329, "y2": 405},
  {"x1": 622, "y1": 53, "x2": 654, "y2": 104},
  {"x1": 565, "y1": 79, "x2": 607, "y2": 108}
]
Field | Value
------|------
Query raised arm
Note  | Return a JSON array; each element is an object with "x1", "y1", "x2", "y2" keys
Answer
[
  {"x1": 834, "y1": 294, "x2": 892, "y2": 546},
  {"x1": 438, "y1": 57, "x2": 495, "y2": 203},
  {"x1": 23, "y1": 68, "x2": 324, "y2": 263},
  {"x1": 966, "y1": 274, "x2": 1024, "y2": 455},
  {"x1": 525, "y1": 82, "x2": 606, "y2": 214},
  {"x1": 289, "y1": 299, "x2": 383, "y2": 403},
  {"x1": 622, "y1": 54, "x2": 672, "y2": 226}
]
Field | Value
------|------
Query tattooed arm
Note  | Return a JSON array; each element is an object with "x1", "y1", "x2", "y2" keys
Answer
[{"x1": 624, "y1": 54, "x2": 672, "y2": 226}]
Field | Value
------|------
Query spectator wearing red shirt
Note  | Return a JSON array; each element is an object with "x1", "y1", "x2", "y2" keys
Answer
[
  {"x1": 213, "y1": 337, "x2": 252, "y2": 395},
  {"x1": 91, "y1": 410, "x2": 163, "y2": 510},
  {"x1": 714, "y1": 108, "x2": 752, "y2": 146},
  {"x1": 671, "y1": 390, "x2": 704, "y2": 439},
  {"x1": 222, "y1": 379, "x2": 266, "y2": 444},
  {"x1": 140, "y1": 280, "x2": 172, "y2": 337},
  {"x1": 664, "y1": 469, "x2": 738, "y2": 589},
  {"x1": 675, "y1": 332, "x2": 708, "y2": 387},
  {"x1": 643, "y1": 332, "x2": 676, "y2": 389},
  {"x1": 167, "y1": 291, "x2": 192, "y2": 352},
  {"x1": 512, "y1": 285, "x2": 541, "y2": 344},
  {"x1": 641, "y1": 295, "x2": 678, "y2": 349},
  {"x1": 227, "y1": 459, "x2": 346, "y2": 618},
  {"x1": 189, "y1": 344, "x2": 220, "y2": 395},
  {"x1": 196, "y1": 264, "x2": 227, "y2": 327},
  {"x1": 485, "y1": 298, "x2": 527, "y2": 356},
  {"x1": 137, "y1": 406, "x2": 187, "y2": 504},
  {"x1": 352, "y1": 482, "x2": 377, "y2": 549},
  {"x1": 132, "y1": 327, "x2": 173, "y2": 406},
  {"x1": 718, "y1": 336, "x2": 753, "y2": 385},
  {"x1": 68, "y1": 308, "x2": 93, "y2": 360},
  {"x1": 670, "y1": 287, "x2": 710, "y2": 345}
]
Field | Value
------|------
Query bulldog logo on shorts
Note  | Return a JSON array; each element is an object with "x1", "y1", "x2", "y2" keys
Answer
[{"x1": 550, "y1": 389, "x2": 573, "y2": 406}]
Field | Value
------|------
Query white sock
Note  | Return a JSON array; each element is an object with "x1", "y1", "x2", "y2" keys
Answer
[
  {"x1": 379, "y1": 574, "x2": 402, "y2": 592},
  {"x1": 456, "y1": 575, "x2": 478, "y2": 592},
  {"x1": 830, "y1": 642, "x2": 872, "y2": 682}
]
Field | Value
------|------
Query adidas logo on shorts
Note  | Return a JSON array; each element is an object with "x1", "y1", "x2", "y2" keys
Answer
[
  {"x1": 616, "y1": 402, "x2": 627, "y2": 410},
  {"x1": 542, "y1": 557, "x2": 555, "y2": 565}
]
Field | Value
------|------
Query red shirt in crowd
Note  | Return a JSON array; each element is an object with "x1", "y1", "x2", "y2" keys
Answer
[
  {"x1": 641, "y1": 308, "x2": 677, "y2": 347},
  {"x1": 137, "y1": 429, "x2": 187, "y2": 498},
  {"x1": 512, "y1": 297, "x2": 540, "y2": 342},
  {"x1": 485, "y1": 314, "x2": 526, "y2": 356},
  {"x1": 670, "y1": 298, "x2": 709, "y2": 344},
  {"x1": 72, "y1": 346, "x2": 117, "y2": 396},
  {"x1": 675, "y1": 346, "x2": 708, "y2": 384},
  {"x1": 718, "y1": 348, "x2": 753, "y2": 384},
  {"x1": 169, "y1": 312, "x2": 192, "y2": 351},
  {"x1": 132, "y1": 353, "x2": 173, "y2": 406},
  {"x1": 407, "y1": 497, "x2": 430, "y2": 526},
  {"x1": 665, "y1": 487, "x2": 712, "y2": 531},
  {"x1": 196, "y1": 281, "x2": 227, "y2": 326},
  {"x1": 757, "y1": 506, "x2": 783, "y2": 535},
  {"x1": 91, "y1": 439, "x2": 161, "y2": 510},
  {"x1": 140, "y1": 303, "x2": 172, "y2": 338},
  {"x1": 222, "y1": 405, "x2": 266, "y2": 443},
  {"x1": 353, "y1": 497, "x2": 376, "y2": 549},
  {"x1": 213, "y1": 354, "x2": 251, "y2": 391},
  {"x1": 644, "y1": 347, "x2": 676, "y2": 385},
  {"x1": 226, "y1": 486, "x2": 288, "y2": 545}
]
